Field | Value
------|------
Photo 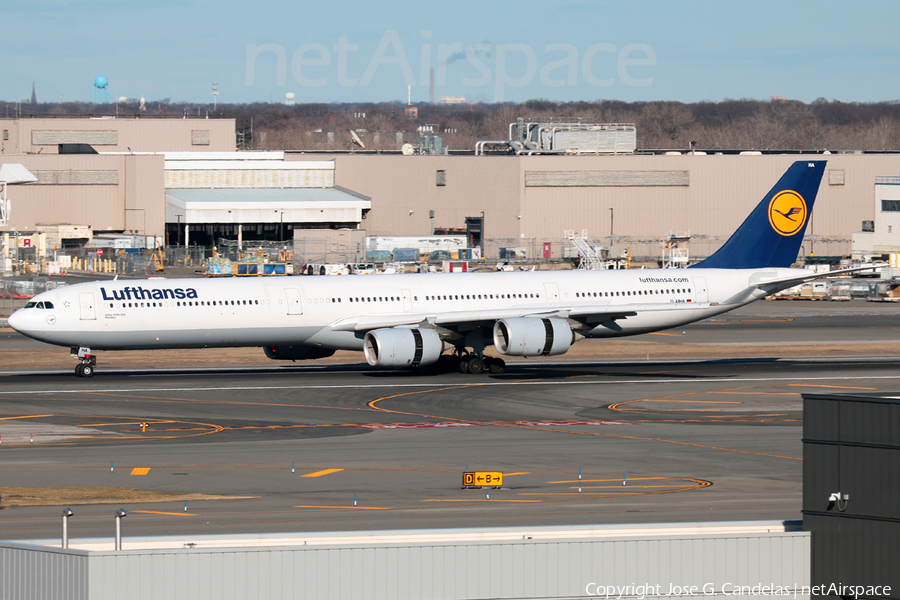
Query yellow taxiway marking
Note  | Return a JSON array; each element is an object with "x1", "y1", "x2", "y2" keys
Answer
[
  {"x1": 788, "y1": 384, "x2": 878, "y2": 390},
  {"x1": 519, "y1": 492, "x2": 640, "y2": 496},
  {"x1": 368, "y1": 387, "x2": 800, "y2": 460},
  {"x1": 302, "y1": 468, "x2": 344, "y2": 478},
  {"x1": 294, "y1": 505, "x2": 390, "y2": 510},
  {"x1": 130, "y1": 467, "x2": 150, "y2": 476},
  {"x1": 520, "y1": 478, "x2": 711, "y2": 497},
  {"x1": 0, "y1": 414, "x2": 52, "y2": 420},
  {"x1": 423, "y1": 499, "x2": 540, "y2": 503},
  {"x1": 548, "y1": 477, "x2": 664, "y2": 484},
  {"x1": 568, "y1": 485, "x2": 680, "y2": 489},
  {"x1": 504, "y1": 472, "x2": 529, "y2": 477},
  {"x1": 648, "y1": 332, "x2": 684, "y2": 337},
  {"x1": 608, "y1": 398, "x2": 742, "y2": 411},
  {"x1": 131, "y1": 510, "x2": 196, "y2": 516}
]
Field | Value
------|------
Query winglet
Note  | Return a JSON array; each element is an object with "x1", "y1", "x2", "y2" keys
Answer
[{"x1": 690, "y1": 161, "x2": 826, "y2": 269}]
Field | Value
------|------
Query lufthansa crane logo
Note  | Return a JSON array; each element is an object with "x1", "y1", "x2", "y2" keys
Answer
[{"x1": 768, "y1": 190, "x2": 807, "y2": 236}]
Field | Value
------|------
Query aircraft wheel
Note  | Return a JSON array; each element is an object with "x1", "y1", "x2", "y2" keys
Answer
[
  {"x1": 81, "y1": 364, "x2": 94, "y2": 377},
  {"x1": 487, "y1": 358, "x2": 506, "y2": 375},
  {"x1": 458, "y1": 356, "x2": 470, "y2": 374},
  {"x1": 75, "y1": 364, "x2": 85, "y2": 377},
  {"x1": 467, "y1": 357, "x2": 485, "y2": 375}
]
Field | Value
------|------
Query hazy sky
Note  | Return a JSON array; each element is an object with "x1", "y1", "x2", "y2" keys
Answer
[{"x1": 6, "y1": 0, "x2": 900, "y2": 105}]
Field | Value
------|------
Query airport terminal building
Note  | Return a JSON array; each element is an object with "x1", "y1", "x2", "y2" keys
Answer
[
  {"x1": 295, "y1": 151, "x2": 896, "y2": 260},
  {"x1": 2, "y1": 117, "x2": 900, "y2": 262}
]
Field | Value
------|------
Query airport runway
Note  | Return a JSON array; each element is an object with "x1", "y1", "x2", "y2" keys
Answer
[{"x1": 0, "y1": 301, "x2": 898, "y2": 543}]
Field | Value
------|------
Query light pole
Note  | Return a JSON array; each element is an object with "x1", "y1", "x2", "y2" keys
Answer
[
  {"x1": 61, "y1": 508, "x2": 73, "y2": 549},
  {"x1": 175, "y1": 214, "x2": 183, "y2": 246},
  {"x1": 480, "y1": 210, "x2": 485, "y2": 259},
  {"x1": 114, "y1": 509, "x2": 127, "y2": 551}
]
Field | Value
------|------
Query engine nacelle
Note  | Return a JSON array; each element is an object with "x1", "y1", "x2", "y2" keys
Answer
[
  {"x1": 263, "y1": 345, "x2": 336, "y2": 361},
  {"x1": 493, "y1": 317, "x2": 574, "y2": 357},
  {"x1": 363, "y1": 327, "x2": 445, "y2": 368}
]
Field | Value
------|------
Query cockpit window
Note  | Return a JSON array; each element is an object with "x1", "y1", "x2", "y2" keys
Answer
[{"x1": 23, "y1": 301, "x2": 53, "y2": 309}]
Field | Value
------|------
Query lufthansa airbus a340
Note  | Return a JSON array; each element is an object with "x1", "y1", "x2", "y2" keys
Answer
[{"x1": 9, "y1": 161, "x2": 844, "y2": 377}]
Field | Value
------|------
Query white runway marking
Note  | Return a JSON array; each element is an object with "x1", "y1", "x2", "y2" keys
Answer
[{"x1": 2, "y1": 374, "x2": 900, "y2": 396}]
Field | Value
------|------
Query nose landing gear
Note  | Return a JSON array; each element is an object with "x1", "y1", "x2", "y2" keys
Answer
[{"x1": 71, "y1": 347, "x2": 96, "y2": 377}]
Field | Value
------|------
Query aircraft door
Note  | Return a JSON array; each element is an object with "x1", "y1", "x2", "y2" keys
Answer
[
  {"x1": 285, "y1": 288, "x2": 304, "y2": 315},
  {"x1": 401, "y1": 289, "x2": 412, "y2": 312},
  {"x1": 543, "y1": 282, "x2": 560, "y2": 304},
  {"x1": 79, "y1": 292, "x2": 96, "y2": 320},
  {"x1": 693, "y1": 277, "x2": 708, "y2": 302}
]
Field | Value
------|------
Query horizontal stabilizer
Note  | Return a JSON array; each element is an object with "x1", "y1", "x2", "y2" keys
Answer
[{"x1": 721, "y1": 265, "x2": 882, "y2": 305}]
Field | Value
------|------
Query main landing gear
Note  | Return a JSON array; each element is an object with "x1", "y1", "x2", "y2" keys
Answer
[
  {"x1": 72, "y1": 347, "x2": 96, "y2": 377},
  {"x1": 455, "y1": 352, "x2": 505, "y2": 375}
]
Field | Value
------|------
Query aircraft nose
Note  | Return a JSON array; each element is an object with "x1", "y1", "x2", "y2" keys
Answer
[{"x1": 7, "y1": 309, "x2": 25, "y2": 332}]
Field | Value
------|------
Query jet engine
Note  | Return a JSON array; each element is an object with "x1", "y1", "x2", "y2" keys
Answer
[
  {"x1": 493, "y1": 317, "x2": 574, "y2": 357},
  {"x1": 363, "y1": 327, "x2": 445, "y2": 368},
  {"x1": 263, "y1": 345, "x2": 336, "y2": 361}
]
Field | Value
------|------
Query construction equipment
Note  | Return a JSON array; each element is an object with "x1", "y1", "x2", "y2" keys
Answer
[{"x1": 148, "y1": 242, "x2": 165, "y2": 273}]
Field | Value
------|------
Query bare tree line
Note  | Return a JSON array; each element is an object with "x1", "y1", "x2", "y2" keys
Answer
[
  {"x1": 238, "y1": 98, "x2": 900, "y2": 152},
  {"x1": 5, "y1": 97, "x2": 900, "y2": 152}
]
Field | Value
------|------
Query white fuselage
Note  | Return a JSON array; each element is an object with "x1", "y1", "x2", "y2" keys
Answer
[{"x1": 8, "y1": 267, "x2": 804, "y2": 353}]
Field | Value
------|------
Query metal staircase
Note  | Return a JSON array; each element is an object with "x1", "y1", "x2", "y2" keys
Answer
[{"x1": 565, "y1": 230, "x2": 606, "y2": 270}]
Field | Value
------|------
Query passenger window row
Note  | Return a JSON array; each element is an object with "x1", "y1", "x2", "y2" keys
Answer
[
  {"x1": 423, "y1": 293, "x2": 538, "y2": 301},
  {"x1": 575, "y1": 288, "x2": 691, "y2": 298},
  {"x1": 347, "y1": 296, "x2": 400, "y2": 303},
  {"x1": 105, "y1": 299, "x2": 261, "y2": 309}
]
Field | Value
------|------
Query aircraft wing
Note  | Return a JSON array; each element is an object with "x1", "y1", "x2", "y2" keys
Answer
[
  {"x1": 328, "y1": 308, "x2": 565, "y2": 332},
  {"x1": 565, "y1": 302, "x2": 710, "y2": 332},
  {"x1": 431, "y1": 302, "x2": 710, "y2": 326},
  {"x1": 329, "y1": 314, "x2": 431, "y2": 332},
  {"x1": 328, "y1": 302, "x2": 712, "y2": 333},
  {"x1": 433, "y1": 307, "x2": 572, "y2": 326}
]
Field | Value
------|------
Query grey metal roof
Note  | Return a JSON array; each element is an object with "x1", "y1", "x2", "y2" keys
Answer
[
  {"x1": 8, "y1": 520, "x2": 803, "y2": 552},
  {"x1": 165, "y1": 186, "x2": 370, "y2": 204}
]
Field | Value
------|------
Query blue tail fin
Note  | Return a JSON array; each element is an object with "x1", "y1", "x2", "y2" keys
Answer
[{"x1": 690, "y1": 160, "x2": 826, "y2": 269}]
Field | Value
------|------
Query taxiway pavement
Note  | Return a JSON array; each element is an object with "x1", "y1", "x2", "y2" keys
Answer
[{"x1": 0, "y1": 300, "x2": 897, "y2": 542}]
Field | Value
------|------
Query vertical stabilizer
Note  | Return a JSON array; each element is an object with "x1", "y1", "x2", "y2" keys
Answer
[{"x1": 690, "y1": 161, "x2": 826, "y2": 269}]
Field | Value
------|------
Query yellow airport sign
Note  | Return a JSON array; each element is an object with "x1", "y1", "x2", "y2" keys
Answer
[{"x1": 462, "y1": 471, "x2": 503, "y2": 487}]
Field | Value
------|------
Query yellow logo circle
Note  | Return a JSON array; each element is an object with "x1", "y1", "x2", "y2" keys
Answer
[{"x1": 768, "y1": 190, "x2": 807, "y2": 236}]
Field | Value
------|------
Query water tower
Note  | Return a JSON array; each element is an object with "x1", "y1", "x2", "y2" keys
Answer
[
  {"x1": 285, "y1": 92, "x2": 295, "y2": 106},
  {"x1": 93, "y1": 76, "x2": 109, "y2": 104}
]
